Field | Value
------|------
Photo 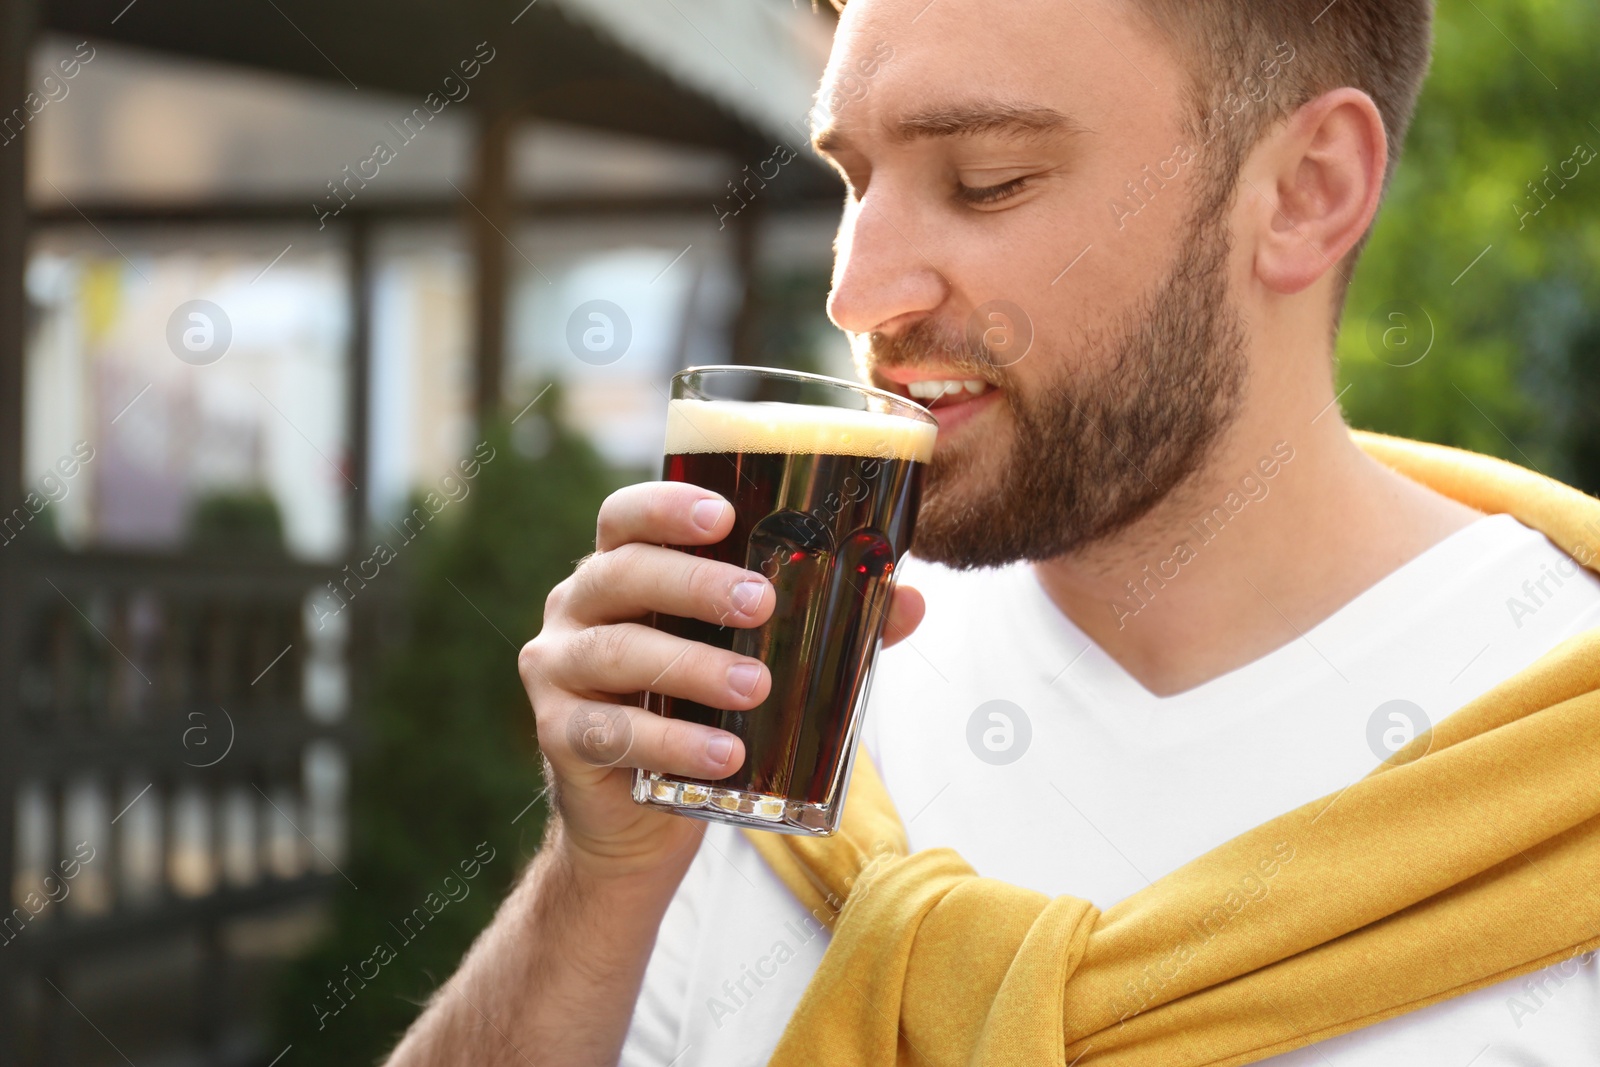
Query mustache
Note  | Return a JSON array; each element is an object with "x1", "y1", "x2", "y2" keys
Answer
[{"x1": 860, "y1": 318, "x2": 1008, "y2": 386}]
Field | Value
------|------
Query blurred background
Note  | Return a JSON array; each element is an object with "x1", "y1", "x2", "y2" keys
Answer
[{"x1": 0, "y1": 0, "x2": 1594, "y2": 1064}]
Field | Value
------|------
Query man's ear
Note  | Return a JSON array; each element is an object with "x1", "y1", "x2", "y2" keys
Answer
[{"x1": 1244, "y1": 87, "x2": 1387, "y2": 296}]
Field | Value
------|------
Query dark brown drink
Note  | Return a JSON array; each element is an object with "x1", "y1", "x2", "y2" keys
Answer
[{"x1": 632, "y1": 382, "x2": 936, "y2": 835}]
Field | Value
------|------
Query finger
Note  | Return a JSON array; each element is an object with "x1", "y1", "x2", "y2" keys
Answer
[
  {"x1": 568, "y1": 544, "x2": 773, "y2": 628},
  {"x1": 549, "y1": 622, "x2": 771, "y2": 710},
  {"x1": 882, "y1": 584, "x2": 925, "y2": 649},
  {"x1": 596, "y1": 481, "x2": 733, "y2": 553},
  {"x1": 542, "y1": 698, "x2": 747, "y2": 781}
]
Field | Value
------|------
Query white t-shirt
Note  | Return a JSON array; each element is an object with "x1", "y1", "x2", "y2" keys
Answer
[{"x1": 623, "y1": 513, "x2": 1600, "y2": 1066}]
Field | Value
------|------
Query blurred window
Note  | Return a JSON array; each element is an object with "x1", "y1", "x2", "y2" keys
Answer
[
  {"x1": 368, "y1": 224, "x2": 473, "y2": 525},
  {"x1": 508, "y1": 215, "x2": 740, "y2": 470},
  {"x1": 26, "y1": 227, "x2": 351, "y2": 559}
]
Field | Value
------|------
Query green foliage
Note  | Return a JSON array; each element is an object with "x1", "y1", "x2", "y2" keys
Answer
[
  {"x1": 269, "y1": 391, "x2": 621, "y2": 1064},
  {"x1": 186, "y1": 490, "x2": 285, "y2": 553},
  {"x1": 758, "y1": 268, "x2": 840, "y2": 377},
  {"x1": 1339, "y1": 0, "x2": 1600, "y2": 491}
]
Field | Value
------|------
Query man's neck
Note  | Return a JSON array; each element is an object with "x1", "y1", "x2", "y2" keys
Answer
[{"x1": 1032, "y1": 387, "x2": 1483, "y2": 698}]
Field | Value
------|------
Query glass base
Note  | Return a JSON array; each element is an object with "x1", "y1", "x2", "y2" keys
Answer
[{"x1": 632, "y1": 770, "x2": 840, "y2": 836}]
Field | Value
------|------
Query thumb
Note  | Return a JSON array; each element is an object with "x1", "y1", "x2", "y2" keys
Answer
[{"x1": 881, "y1": 584, "x2": 925, "y2": 649}]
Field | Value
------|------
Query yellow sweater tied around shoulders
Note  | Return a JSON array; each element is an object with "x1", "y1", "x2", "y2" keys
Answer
[{"x1": 741, "y1": 431, "x2": 1600, "y2": 1067}]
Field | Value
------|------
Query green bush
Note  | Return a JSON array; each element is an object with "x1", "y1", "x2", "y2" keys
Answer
[
  {"x1": 270, "y1": 393, "x2": 622, "y2": 1064},
  {"x1": 187, "y1": 490, "x2": 285, "y2": 553},
  {"x1": 1339, "y1": 0, "x2": 1600, "y2": 492}
]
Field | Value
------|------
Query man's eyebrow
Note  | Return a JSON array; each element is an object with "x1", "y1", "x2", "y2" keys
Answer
[
  {"x1": 811, "y1": 123, "x2": 846, "y2": 157},
  {"x1": 891, "y1": 103, "x2": 1087, "y2": 143},
  {"x1": 812, "y1": 102, "x2": 1086, "y2": 157}
]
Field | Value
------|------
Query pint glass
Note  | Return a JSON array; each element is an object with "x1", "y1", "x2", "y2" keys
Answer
[{"x1": 631, "y1": 366, "x2": 937, "y2": 835}]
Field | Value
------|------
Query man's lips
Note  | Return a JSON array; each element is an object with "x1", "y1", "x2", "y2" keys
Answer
[
  {"x1": 873, "y1": 368, "x2": 1001, "y2": 412},
  {"x1": 871, "y1": 367, "x2": 1003, "y2": 440}
]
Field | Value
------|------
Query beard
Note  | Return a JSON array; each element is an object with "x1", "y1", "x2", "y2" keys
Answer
[{"x1": 861, "y1": 199, "x2": 1249, "y2": 569}]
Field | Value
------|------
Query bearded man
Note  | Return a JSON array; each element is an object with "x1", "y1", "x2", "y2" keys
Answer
[{"x1": 383, "y1": 1, "x2": 1600, "y2": 1064}]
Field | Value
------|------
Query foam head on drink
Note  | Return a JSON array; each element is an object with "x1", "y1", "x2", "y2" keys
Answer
[
  {"x1": 642, "y1": 397, "x2": 934, "y2": 825},
  {"x1": 664, "y1": 398, "x2": 936, "y2": 462}
]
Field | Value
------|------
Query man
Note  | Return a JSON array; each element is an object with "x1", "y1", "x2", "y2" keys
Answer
[{"x1": 384, "y1": 0, "x2": 1600, "y2": 1064}]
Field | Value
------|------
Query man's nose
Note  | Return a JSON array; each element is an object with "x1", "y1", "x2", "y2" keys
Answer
[{"x1": 826, "y1": 190, "x2": 947, "y2": 336}]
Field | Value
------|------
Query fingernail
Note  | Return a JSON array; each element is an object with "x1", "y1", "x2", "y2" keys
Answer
[
  {"x1": 730, "y1": 580, "x2": 765, "y2": 616},
  {"x1": 692, "y1": 498, "x2": 726, "y2": 531},
  {"x1": 707, "y1": 733, "x2": 735, "y2": 764},
  {"x1": 727, "y1": 662, "x2": 762, "y2": 698}
]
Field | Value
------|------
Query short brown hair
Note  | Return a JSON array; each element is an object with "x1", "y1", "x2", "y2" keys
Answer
[
  {"x1": 1144, "y1": 2, "x2": 1433, "y2": 176},
  {"x1": 1137, "y1": 0, "x2": 1435, "y2": 285},
  {"x1": 828, "y1": 0, "x2": 1436, "y2": 305}
]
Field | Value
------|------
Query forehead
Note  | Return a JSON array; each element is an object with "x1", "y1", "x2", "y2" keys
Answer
[{"x1": 818, "y1": 0, "x2": 1179, "y2": 137}]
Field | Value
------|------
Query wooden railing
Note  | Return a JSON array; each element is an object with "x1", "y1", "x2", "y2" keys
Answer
[{"x1": 3, "y1": 546, "x2": 363, "y2": 1064}]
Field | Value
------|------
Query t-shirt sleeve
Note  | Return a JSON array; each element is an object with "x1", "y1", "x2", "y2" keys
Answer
[{"x1": 619, "y1": 847, "x2": 704, "y2": 1066}]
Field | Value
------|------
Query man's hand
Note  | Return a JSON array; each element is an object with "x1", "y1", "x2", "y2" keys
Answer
[{"x1": 519, "y1": 480, "x2": 925, "y2": 881}]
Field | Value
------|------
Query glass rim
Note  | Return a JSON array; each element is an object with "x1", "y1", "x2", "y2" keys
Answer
[{"x1": 672, "y1": 364, "x2": 937, "y2": 426}]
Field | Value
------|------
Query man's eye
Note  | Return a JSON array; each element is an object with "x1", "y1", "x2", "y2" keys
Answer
[{"x1": 955, "y1": 176, "x2": 1029, "y2": 206}]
